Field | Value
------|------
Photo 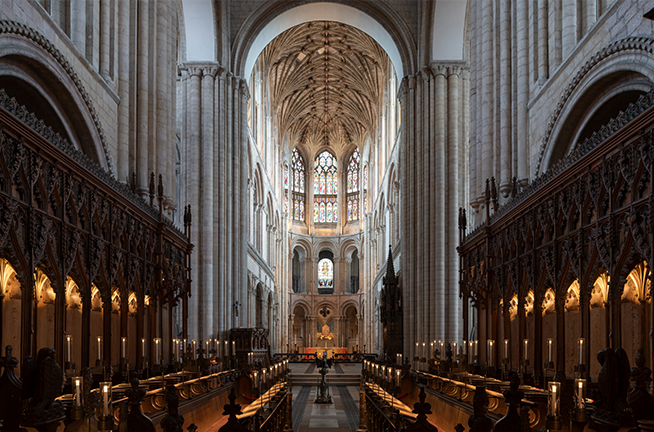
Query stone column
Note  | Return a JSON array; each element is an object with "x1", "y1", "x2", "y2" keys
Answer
[
  {"x1": 447, "y1": 67, "x2": 461, "y2": 342},
  {"x1": 70, "y1": 0, "x2": 86, "y2": 54},
  {"x1": 200, "y1": 66, "x2": 217, "y2": 341},
  {"x1": 583, "y1": 0, "x2": 597, "y2": 33},
  {"x1": 516, "y1": 0, "x2": 530, "y2": 186},
  {"x1": 99, "y1": 0, "x2": 111, "y2": 79},
  {"x1": 137, "y1": 0, "x2": 150, "y2": 195},
  {"x1": 480, "y1": 0, "x2": 494, "y2": 189},
  {"x1": 499, "y1": 0, "x2": 512, "y2": 196},
  {"x1": 562, "y1": 0, "x2": 577, "y2": 59},
  {"x1": 185, "y1": 66, "x2": 202, "y2": 339},
  {"x1": 116, "y1": 0, "x2": 130, "y2": 183},
  {"x1": 548, "y1": 0, "x2": 562, "y2": 72},
  {"x1": 538, "y1": 0, "x2": 549, "y2": 83}
]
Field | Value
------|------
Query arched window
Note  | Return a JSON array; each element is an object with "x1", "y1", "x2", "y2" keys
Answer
[
  {"x1": 314, "y1": 151, "x2": 337, "y2": 223},
  {"x1": 283, "y1": 163, "x2": 289, "y2": 215},
  {"x1": 347, "y1": 149, "x2": 360, "y2": 221},
  {"x1": 318, "y1": 258, "x2": 334, "y2": 292},
  {"x1": 288, "y1": 149, "x2": 305, "y2": 221},
  {"x1": 363, "y1": 164, "x2": 369, "y2": 214}
]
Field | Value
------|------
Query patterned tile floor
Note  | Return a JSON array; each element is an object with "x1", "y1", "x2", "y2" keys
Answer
[{"x1": 292, "y1": 385, "x2": 359, "y2": 432}]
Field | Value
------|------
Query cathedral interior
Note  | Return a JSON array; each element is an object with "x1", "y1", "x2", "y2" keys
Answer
[{"x1": 1, "y1": 1, "x2": 654, "y2": 431}]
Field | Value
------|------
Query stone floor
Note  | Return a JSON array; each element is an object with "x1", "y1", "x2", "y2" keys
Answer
[{"x1": 292, "y1": 384, "x2": 360, "y2": 431}]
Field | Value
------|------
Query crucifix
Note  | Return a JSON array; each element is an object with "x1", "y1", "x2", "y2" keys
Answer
[{"x1": 319, "y1": 307, "x2": 330, "y2": 318}]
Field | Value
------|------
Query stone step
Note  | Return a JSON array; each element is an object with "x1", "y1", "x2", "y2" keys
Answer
[{"x1": 291, "y1": 373, "x2": 361, "y2": 386}]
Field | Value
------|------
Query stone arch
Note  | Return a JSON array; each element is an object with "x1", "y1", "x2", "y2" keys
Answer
[
  {"x1": 232, "y1": 1, "x2": 416, "y2": 81},
  {"x1": 0, "y1": 22, "x2": 112, "y2": 172},
  {"x1": 537, "y1": 37, "x2": 654, "y2": 174}
]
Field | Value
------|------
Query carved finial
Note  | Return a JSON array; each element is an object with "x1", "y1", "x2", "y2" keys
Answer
[
  {"x1": 405, "y1": 386, "x2": 439, "y2": 431},
  {"x1": 149, "y1": 173, "x2": 155, "y2": 197},
  {"x1": 218, "y1": 388, "x2": 249, "y2": 432},
  {"x1": 0, "y1": 345, "x2": 18, "y2": 370},
  {"x1": 630, "y1": 347, "x2": 652, "y2": 389},
  {"x1": 383, "y1": 245, "x2": 397, "y2": 285}
]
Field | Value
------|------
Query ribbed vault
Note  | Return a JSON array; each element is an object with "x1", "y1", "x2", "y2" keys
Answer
[{"x1": 257, "y1": 21, "x2": 394, "y2": 156}]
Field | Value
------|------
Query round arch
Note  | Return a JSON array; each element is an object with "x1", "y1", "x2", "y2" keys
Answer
[
  {"x1": 232, "y1": 1, "x2": 416, "y2": 81},
  {"x1": 0, "y1": 28, "x2": 111, "y2": 172}
]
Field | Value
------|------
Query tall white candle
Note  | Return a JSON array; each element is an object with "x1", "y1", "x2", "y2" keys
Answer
[
  {"x1": 504, "y1": 339, "x2": 508, "y2": 359},
  {"x1": 453, "y1": 342, "x2": 458, "y2": 359},
  {"x1": 547, "y1": 338, "x2": 553, "y2": 363},
  {"x1": 103, "y1": 384, "x2": 109, "y2": 416},
  {"x1": 552, "y1": 383, "x2": 558, "y2": 415},
  {"x1": 75, "y1": 378, "x2": 81, "y2": 407},
  {"x1": 578, "y1": 338, "x2": 584, "y2": 365},
  {"x1": 523, "y1": 339, "x2": 528, "y2": 360},
  {"x1": 66, "y1": 335, "x2": 71, "y2": 362},
  {"x1": 97, "y1": 337, "x2": 102, "y2": 360},
  {"x1": 192, "y1": 340, "x2": 197, "y2": 360},
  {"x1": 141, "y1": 338, "x2": 145, "y2": 357},
  {"x1": 121, "y1": 337, "x2": 126, "y2": 358},
  {"x1": 155, "y1": 339, "x2": 160, "y2": 364}
]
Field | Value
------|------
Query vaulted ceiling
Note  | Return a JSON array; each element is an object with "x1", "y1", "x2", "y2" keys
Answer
[{"x1": 256, "y1": 21, "x2": 394, "y2": 157}]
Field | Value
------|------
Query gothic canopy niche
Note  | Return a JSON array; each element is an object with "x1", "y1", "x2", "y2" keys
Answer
[{"x1": 255, "y1": 21, "x2": 394, "y2": 156}]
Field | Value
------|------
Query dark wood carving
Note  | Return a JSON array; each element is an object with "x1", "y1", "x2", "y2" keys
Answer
[
  {"x1": 125, "y1": 372, "x2": 156, "y2": 432},
  {"x1": 491, "y1": 374, "x2": 523, "y2": 432},
  {"x1": 21, "y1": 347, "x2": 65, "y2": 432},
  {"x1": 0, "y1": 89, "x2": 192, "y2": 369},
  {"x1": 0, "y1": 345, "x2": 22, "y2": 432},
  {"x1": 405, "y1": 386, "x2": 439, "y2": 432},
  {"x1": 380, "y1": 245, "x2": 402, "y2": 362},
  {"x1": 629, "y1": 347, "x2": 654, "y2": 421},
  {"x1": 218, "y1": 387, "x2": 249, "y2": 432},
  {"x1": 468, "y1": 386, "x2": 494, "y2": 432},
  {"x1": 161, "y1": 384, "x2": 185, "y2": 432}
]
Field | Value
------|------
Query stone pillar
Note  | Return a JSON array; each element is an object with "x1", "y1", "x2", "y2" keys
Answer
[
  {"x1": 516, "y1": 0, "x2": 530, "y2": 186},
  {"x1": 538, "y1": 0, "x2": 549, "y2": 83},
  {"x1": 185, "y1": 66, "x2": 202, "y2": 339},
  {"x1": 137, "y1": 0, "x2": 150, "y2": 195},
  {"x1": 447, "y1": 67, "x2": 461, "y2": 342},
  {"x1": 548, "y1": 0, "x2": 562, "y2": 72},
  {"x1": 499, "y1": 0, "x2": 512, "y2": 196},
  {"x1": 70, "y1": 0, "x2": 86, "y2": 54},
  {"x1": 99, "y1": 0, "x2": 111, "y2": 79},
  {"x1": 583, "y1": 0, "x2": 597, "y2": 33},
  {"x1": 480, "y1": 0, "x2": 494, "y2": 189},
  {"x1": 116, "y1": 0, "x2": 130, "y2": 183},
  {"x1": 200, "y1": 66, "x2": 217, "y2": 341},
  {"x1": 562, "y1": 0, "x2": 577, "y2": 59}
]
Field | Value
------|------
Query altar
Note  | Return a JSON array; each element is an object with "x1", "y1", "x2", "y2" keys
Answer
[{"x1": 304, "y1": 347, "x2": 348, "y2": 359}]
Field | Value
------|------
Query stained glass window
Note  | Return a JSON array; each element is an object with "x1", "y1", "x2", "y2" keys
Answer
[
  {"x1": 289, "y1": 149, "x2": 305, "y2": 221},
  {"x1": 314, "y1": 151, "x2": 338, "y2": 223},
  {"x1": 347, "y1": 149, "x2": 360, "y2": 193},
  {"x1": 346, "y1": 149, "x2": 360, "y2": 221},
  {"x1": 284, "y1": 194, "x2": 288, "y2": 215},
  {"x1": 318, "y1": 258, "x2": 334, "y2": 288},
  {"x1": 284, "y1": 163, "x2": 289, "y2": 190}
]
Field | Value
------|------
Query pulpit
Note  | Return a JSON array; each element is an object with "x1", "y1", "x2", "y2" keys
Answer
[{"x1": 231, "y1": 328, "x2": 269, "y2": 367}]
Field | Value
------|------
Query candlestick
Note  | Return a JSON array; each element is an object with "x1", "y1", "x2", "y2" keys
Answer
[
  {"x1": 503, "y1": 339, "x2": 508, "y2": 359},
  {"x1": 141, "y1": 338, "x2": 146, "y2": 358},
  {"x1": 97, "y1": 336, "x2": 102, "y2": 361},
  {"x1": 452, "y1": 341, "x2": 458, "y2": 360},
  {"x1": 422, "y1": 342, "x2": 426, "y2": 359},
  {"x1": 439, "y1": 340, "x2": 444, "y2": 359},
  {"x1": 575, "y1": 379, "x2": 586, "y2": 410},
  {"x1": 523, "y1": 339, "x2": 528, "y2": 360},
  {"x1": 121, "y1": 337, "x2": 127, "y2": 359},
  {"x1": 66, "y1": 335, "x2": 72, "y2": 363},
  {"x1": 253, "y1": 370, "x2": 259, "y2": 388},
  {"x1": 547, "y1": 338, "x2": 553, "y2": 363},
  {"x1": 549, "y1": 381, "x2": 560, "y2": 416},
  {"x1": 474, "y1": 340, "x2": 478, "y2": 356},
  {"x1": 578, "y1": 338, "x2": 584, "y2": 365},
  {"x1": 192, "y1": 340, "x2": 197, "y2": 360},
  {"x1": 395, "y1": 369, "x2": 401, "y2": 387},
  {"x1": 468, "y1": 341, "x2": 474, "y2": 364},
  {"x1": 74, "y1": 377, "x2": 82, "y2": 406},
  {"x1": 488, "y1": 340, "x2": 495, "y2": 367},
  {"x1": 232, "y1": 341, "x2": 235, "y2": 355},
  {"x1": 224, "y1": 340, "x2": 228, "y2": 357},
  {"x1": 154, "y1": 338, "x2": 160, "y2": 364},
  {"x1": 101, "y1": 382, "x2": 111, "y2": 416}
]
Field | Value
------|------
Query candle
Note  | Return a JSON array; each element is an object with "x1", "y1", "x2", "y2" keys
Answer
[
  {"x1": 121, "y1": 337, "x2": 127, "y2": 359},
  {"x1": 415, "y1": 342, "x2": 419, "y2": 357},
  {"x1": 192, "y1": 340, "x2": 197, "y2": 360},
  {"x1": 397, "y1": 353, "x2": 402, "y2": 365},
  {"x1": 74, "y1": 377, "x2": 81, "y2": 406},
  {"x1": 102, "y1": 384, "x2": 110, "y2": 416},
  {"x1": 430, "y1": 342, "x2": 434, "y2": 357},
  {"x1": 439, "y1": 340, "x2": 444, "y2": 359},
  {"x1": 488, "y1": 340, "x2": 494, "y2": 366},
  {"x1": 422, "y1": 342, "x2": 426, "y2": 358},
  {"x1": 224, "y1": 341, "x2": 228, "y2": 357},
  {"x1": 453, "y1": 342, "x2": 458, "y2": 360},
  {"x1": 474, "y1": 340, "x2": 478, "y2": 356},
  {"x1": 551, "y1": 383, "x2": 558, "y2": 415},
  {"x1": 503, "y1": 339, "x2": 508, "y2": 359},
  {"x1": 141, "y1": 338, "x2": 146, "y2": 357},
  {"x1": 205, "y1": 340, "x2": 209, "y2": 355},
  {"x1": 575, "y1": 379, "x2": 585, "y2": 409},
  {"x1": 97, "y1": 336, "x2": 102, "y2": 361},
  {"x1": 66, "y1": 335, "x2": 72, "y2": 362},
  {"x1": 396, "y1": 369, "x2": 401, "y2": 387},
  {"x1": 463, "y1": 341, "x2": 467, "y2": 355},
  {"x1": 253, "y1": 371, "x2": 258, "y2": 388},
  {"x1": 232, "y1": 341, "x2": 235, "y2": 355},
  {"x1": 578, "y1": 338, "x2": 584, "y2": 365},
  {"x1": 155, "y1": 338, "x2": 160, "y2": 364},
  {"x1": 523, "y1": 339, "x2": 528, "y2": 360},
  {"x1": 547, "y1": 338, "x2": 553, "y2": 363},
  {"x1": 469, "y1": 341, "x2": 474, "y2": 364}
]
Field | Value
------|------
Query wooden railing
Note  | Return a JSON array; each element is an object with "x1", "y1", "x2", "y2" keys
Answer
[{"x1": 259, "y1": 388, "x2": 289, "y2": 432}]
